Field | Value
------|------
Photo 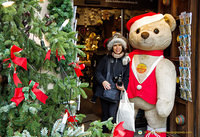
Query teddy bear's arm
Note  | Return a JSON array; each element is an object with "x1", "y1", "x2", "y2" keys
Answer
[{"x1": 155, "y1": 59, "x2": 176, "y2": 117}]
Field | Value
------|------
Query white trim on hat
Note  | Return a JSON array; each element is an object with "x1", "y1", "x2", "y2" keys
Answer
[
  {"x1": 130, "y1": 14, "x2": 164, "y2": 32},
  {"x1": 107, "y1": 38, "x2": 127, "y2": 50}
]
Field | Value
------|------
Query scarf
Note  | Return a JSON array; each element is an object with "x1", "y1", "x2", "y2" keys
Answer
[
  {"x1": 130, "y1": 49, "x2": 164, "y2": 56},
  {"x1": 112, "y1": 52, "x2": 124, "y2": 58}
]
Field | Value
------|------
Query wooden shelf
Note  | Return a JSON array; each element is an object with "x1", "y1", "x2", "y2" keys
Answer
[
  {"x1": 175, "y1": 96, "x2": 187, "y2": 105},
  {"x1": 168, "y1": 57, "x2": 179, "y2": 62}
]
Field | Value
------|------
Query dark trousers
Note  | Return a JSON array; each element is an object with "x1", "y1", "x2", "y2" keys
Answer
[{"x1": 100, "y1": 98, "x2": 119, "y2": 133}]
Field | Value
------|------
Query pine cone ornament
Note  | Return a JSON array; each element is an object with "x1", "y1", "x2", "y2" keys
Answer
[
  {"x1": 22, "y1": 20, "x2": 28, "y2": 26},
  {"x1": 45, "y1": 20, "x2": 53, "y2": 26},
  {"x1": 45, "y1": 13, "x2": 50, "y2": 19}
]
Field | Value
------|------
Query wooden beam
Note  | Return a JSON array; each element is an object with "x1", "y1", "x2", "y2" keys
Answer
[
  {"x1": 74, "y1": 0, "x2": 158, "y2": 10},
  {"x1": 190, "y1": 0, "x2": 200, "y2": 136},
  {"x1": 190, "y1": 0, "x2": 199, "y2": 136}
]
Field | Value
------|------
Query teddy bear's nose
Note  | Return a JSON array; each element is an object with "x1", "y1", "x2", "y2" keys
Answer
[{"x1": 141, "y1": 32, "x2": 149, "y2": 39}]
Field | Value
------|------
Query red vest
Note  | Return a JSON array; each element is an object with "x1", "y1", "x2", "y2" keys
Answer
[{"x1": 126, "y1": 50, "x2": 163, "y2": 105}]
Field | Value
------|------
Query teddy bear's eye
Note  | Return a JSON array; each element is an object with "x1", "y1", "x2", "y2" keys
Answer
[
  {"x1": 154, "y1": 28, "x2": 159, "y2": 34},
  {"x1": 136, "y1": 28, "x2": 140, "y2": 34}
]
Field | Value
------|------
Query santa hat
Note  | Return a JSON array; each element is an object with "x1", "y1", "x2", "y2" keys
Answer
[
  {"x1": 107, "y1": 32, "x2": 127, "y2": 51},
  {"x1": 103, "y1": 38, "x2": 109, "y2": 48},
  {"x1": 126, "y1": 12, "x2": 164, "y2": 31}
]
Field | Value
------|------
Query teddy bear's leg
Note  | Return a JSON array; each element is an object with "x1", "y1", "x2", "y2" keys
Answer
[{"x1": 144, "y1": 108, "x2": 167, "y2": 137}]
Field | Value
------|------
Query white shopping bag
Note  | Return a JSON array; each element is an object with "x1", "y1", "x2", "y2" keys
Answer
[{"x1": 116, "y1": 91, "x2": 135, "y2": 131}]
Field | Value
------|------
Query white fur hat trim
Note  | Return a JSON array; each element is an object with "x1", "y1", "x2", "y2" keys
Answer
[
  {"x1": 130, "y1": 14, "x2": 164, "y2": 31},
  {"x1": 107, "y1": 38, "x2": 127, "y2": 51}
]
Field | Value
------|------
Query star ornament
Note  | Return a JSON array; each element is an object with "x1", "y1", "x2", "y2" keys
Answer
[{"x1": 2, "y1": 1, "x2": 15, "y2": 7}]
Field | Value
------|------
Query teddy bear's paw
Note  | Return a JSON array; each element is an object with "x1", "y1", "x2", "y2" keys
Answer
[
  {"x1": 122, "y1": 56, "x2": 130, "y2": 65},
  {"x1": 156, "y1": 99, "x2": 174, "y2": 117}
]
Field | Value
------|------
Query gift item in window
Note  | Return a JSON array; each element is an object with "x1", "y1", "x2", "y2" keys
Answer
[{"x1": 85, "y1": 32, "x2": 100, "y2": 51}]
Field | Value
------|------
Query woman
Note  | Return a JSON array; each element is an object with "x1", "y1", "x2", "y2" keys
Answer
[{"x1": 95, "y1": 33, "x2": 129, "y2": 132}]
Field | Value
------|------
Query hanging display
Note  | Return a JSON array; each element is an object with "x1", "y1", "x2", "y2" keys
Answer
[{"x1": 178, "y1": 12, "x2": 192, "y2": 102}]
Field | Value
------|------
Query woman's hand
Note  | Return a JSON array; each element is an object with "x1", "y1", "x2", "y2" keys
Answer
[
  {"x1": 116, "y1": 84, "x2": 125, "y2": 91},
  {"x1": 102, "y1": 81, "x2": 111, "y2": 90}
]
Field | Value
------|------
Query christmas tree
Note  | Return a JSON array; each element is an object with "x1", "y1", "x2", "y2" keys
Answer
[{"x1": 0, "y1": 0, "x2": 114, "y2": 136}]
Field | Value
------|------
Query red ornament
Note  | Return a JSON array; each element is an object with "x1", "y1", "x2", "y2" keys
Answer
[
  {"x1": 56, "y1": 50, "x2": 65, "y2": 61},
  {"x1": 64, "y1": 109, "x2": 78, "y2": 123}
]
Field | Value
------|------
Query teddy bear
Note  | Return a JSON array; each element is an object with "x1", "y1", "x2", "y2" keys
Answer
[{"x1": 126, "y1": 12, "x2": 177, "y2": 137}]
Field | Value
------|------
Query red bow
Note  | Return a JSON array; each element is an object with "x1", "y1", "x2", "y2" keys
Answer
[
  {"x1": 113, "y1": 122, "x2": 126, "y2": 137},
  {"x1": 56, "y1": 50, "x2": 65, "y2": 61},
  {"x1": 3, "y1": 45, "x2": 27, "y2": 70},
  {"x1": 45, "y1": 49, "x2": 51, "y2": 61},
  {"x1": 29, "y1": 81, "x2": 48, "y2": 104},
  {"x1": 65, "y1": 109, "x2": 78, "y2": 122},
  {"x1": 69, "y1": 62, "x2": 85, "y2": 77},
  {"x1": 113, "y1": 122, "x2": 134, "y2": 137},
  {"x1": 10, "y1": 80, "x2": 48, "y2": 106}
]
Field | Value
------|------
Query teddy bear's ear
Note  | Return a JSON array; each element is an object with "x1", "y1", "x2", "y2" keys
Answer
[{"x1": 164, "y1": 14, "x2": 176, "y2": 32}]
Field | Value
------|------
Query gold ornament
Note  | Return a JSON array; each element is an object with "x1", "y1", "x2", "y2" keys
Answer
[
  {"x1": 101, "y1": 10, "x2": 111, "y2": 20},
  {"x1": 85, "y1": 32, "x2": 100, "y2": 51}
]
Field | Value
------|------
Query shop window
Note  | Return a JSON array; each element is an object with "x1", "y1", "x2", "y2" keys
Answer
[{"x1": 77, "y1": 7, "x2": 122, "y2": 86}]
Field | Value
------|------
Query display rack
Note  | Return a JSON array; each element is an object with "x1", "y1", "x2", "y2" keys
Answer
[
  {"x1": 158, "y1": 0, "x2": 196, "y2": 137},
  {"x1": 178, "y1": 12, "x2": 192, "y2": 102}
]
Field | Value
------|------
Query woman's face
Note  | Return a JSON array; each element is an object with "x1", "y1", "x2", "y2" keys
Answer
[{"x1": 113, "y1": 44, "x2": 123, "y2": 54}]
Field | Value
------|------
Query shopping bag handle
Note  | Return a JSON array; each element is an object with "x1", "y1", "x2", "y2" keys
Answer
[{"x1": 121, "y1": 90, "x2": 130, "y2": 103}]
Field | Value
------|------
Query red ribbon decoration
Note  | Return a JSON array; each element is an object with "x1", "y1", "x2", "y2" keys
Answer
[
  {"x1": 113, "y1": 122, "x2": 135, "y2": 137},
  {"x1": 30, "y1": 81, "x2": 48, "y2": 104},
  {"x1": 10, "y1": 88, "x2": 24, "y2": 106},
  {"x1": 45, "y1": 49, "x2": 51, "y2": 61},
  {"x1": 3, "y1": 45, "x2": 27, "y2": 70},
  {"x1": 56, "y1": 50, "x2": 65, "y2": 61},
  {"x1": 13, "y1": 72, "x2": 22, "y2": 87},
  {"x1": 13, "y1": 68, "x2": 22, "y2": 87},
  {"x1": 65, "y1": 109, "x2": 78, "y2": 122},
  {"x1": 69, "y1": 62, "x2": 85, "y2": 77},
  {"x1": 10, "y1": 80, "x2": 48, "y2": 106},
  {"x1": 113, "y1": 122, "x2": 126, "y2": 137}
]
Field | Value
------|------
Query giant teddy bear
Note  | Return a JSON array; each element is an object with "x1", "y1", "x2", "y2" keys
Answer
[{"x1": 126, "y1": 12, "x2": 177, "y2": 137}]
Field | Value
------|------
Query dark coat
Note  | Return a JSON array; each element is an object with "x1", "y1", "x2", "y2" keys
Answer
[{"x1": 95, "y1": 55, "x2": 129, "y2": 98}]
